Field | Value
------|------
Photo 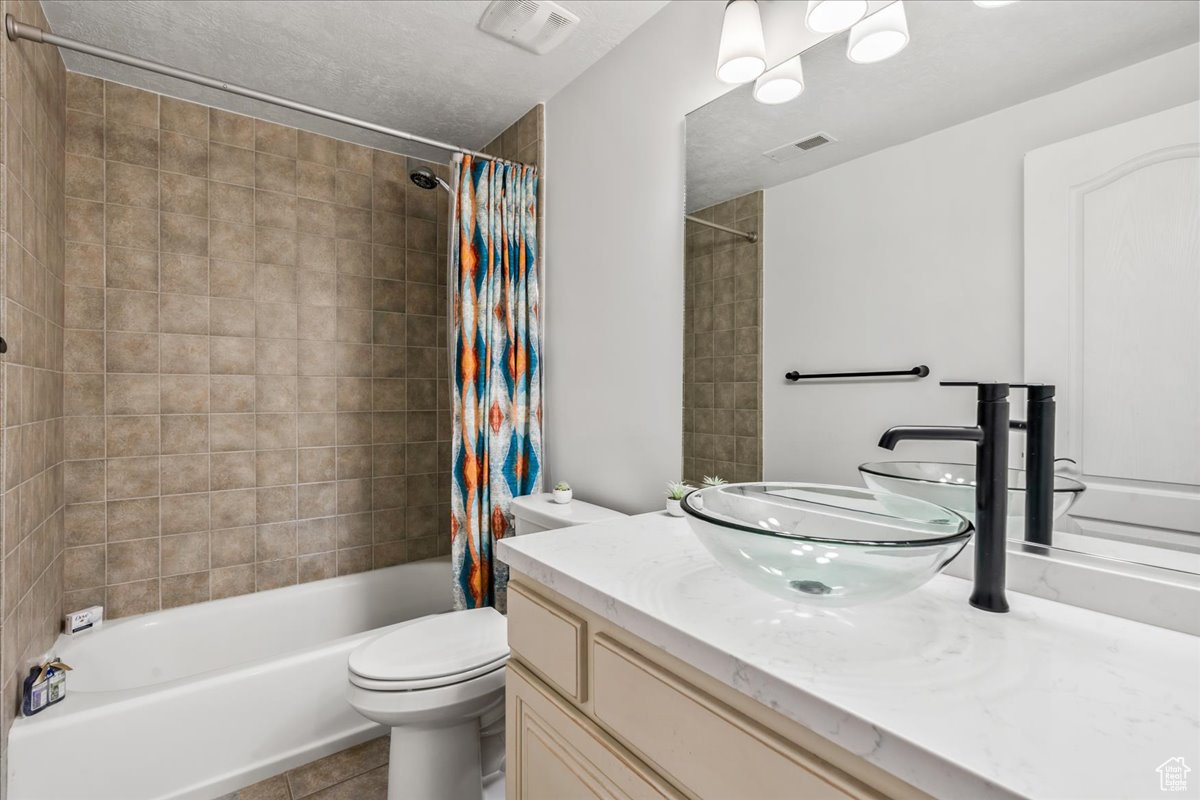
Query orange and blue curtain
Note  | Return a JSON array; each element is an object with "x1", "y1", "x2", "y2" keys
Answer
[{"x1": 451, "y1": 155, "x2": 542, "y2": 609}]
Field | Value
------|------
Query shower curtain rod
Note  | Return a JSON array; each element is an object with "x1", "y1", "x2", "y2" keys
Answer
[
  {"x1": 685, "y1": 214, "x2": 758, "y2": 244},
  {"x1": 4, "y1": 14, "x2": 513, "y2": 164}
]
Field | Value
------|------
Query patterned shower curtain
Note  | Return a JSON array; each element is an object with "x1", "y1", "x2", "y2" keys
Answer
[{"x1": 450, "y1": 155, "x2": 542, "y2": 610}]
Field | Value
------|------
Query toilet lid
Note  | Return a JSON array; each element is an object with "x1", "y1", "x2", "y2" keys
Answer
[{"x1": 348, "y1": 607, "x2": 509, "y2": 684}]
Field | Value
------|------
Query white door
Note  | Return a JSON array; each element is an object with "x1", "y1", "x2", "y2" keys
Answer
[{"x1": 1024, "y1": 102, "x2": 1200, "y2": 550}]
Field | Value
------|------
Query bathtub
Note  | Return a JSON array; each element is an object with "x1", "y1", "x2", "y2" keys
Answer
[{"x1": 7, "y1": 558, "x2": 453, "y2": 800}]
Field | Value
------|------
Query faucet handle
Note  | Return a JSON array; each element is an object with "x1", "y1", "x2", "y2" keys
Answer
[
  {"x1": 1011, "y1": 383, "x2": 1056, "y2": 400},
  {"x1": 939, "y1": 381, "x2": 1009, "y2": 401}
]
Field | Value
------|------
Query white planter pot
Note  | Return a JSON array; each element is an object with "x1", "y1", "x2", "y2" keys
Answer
[
  {"x1": 552, "y1": 489, "x2": 573, "y2": 504},
  {"x1": 665, "y1": 498, "x2": 685, "y2": 517}
]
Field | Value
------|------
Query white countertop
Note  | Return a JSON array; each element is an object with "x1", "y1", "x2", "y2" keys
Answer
[{"x1": 498, "y1": 513, "x2": 1200, "y2": 800}]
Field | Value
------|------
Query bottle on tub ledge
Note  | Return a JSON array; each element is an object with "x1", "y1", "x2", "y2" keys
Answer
[{"x1": 22, "y1": 656, "x2": 71, "y2": 717}]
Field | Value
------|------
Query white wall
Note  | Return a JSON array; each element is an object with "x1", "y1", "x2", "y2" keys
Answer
[
  {"x1": 763, "y1": 45, "x2": 1199, "y2": 485},
  {"x1": 542, "y1": 2, "x2": 837, "y2": 512}
]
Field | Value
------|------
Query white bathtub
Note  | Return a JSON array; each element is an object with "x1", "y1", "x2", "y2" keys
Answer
[{"x1": 7, "y1": 559, "x2": 453, "y2": 800}]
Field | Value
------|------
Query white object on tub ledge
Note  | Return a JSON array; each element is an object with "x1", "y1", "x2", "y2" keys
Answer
[{"x1": 6, "y1": 559, "x2": 453, "y2": 800}]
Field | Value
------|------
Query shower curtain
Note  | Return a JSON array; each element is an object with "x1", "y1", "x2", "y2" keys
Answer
[{"x1": 450, "y1": 155, "x2": 542, "y2": 610}]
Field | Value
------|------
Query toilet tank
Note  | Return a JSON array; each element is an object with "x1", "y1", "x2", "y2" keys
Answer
[{"x1": 510, "y1": 493, "x2": 626, "y2": 535}]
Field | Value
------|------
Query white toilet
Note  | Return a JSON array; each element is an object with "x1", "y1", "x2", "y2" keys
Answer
[{"x1": 347, "y1": 493, "x2": 626, "y2": 800}]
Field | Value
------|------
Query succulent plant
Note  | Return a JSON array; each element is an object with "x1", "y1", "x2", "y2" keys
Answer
[
  {"x1": 702, "y1": 475, "x2": 728, "y2": 487},
  {"x1": 554, "y1": 481, "x2": 571, "y2": 492},
  {"x1": 665, "y1": 481, "x2": 693, "y2": 501}
]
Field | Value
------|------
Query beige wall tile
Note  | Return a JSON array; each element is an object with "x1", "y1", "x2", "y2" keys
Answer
[
  {"x1": 107, "y1": 161, "x2": 159, "y2": 208},
  {"x1": 106, "y1": 578, "x2": 160, "y2": 617},
  {"x1": 210, "y1": 109, "x2": 255, "y2": 148},
  {"x1": 107, "y1": 247, "x2": 160, "y2": 291},
  {"x1": 107, "y1": 374, "x2": 159, "y2": 415},
  {"x1": 211, "y1": 563, "x2": 255, "y2": 599},
  {"x1": 106, "y1": 119, "x2": 159, "y2": 168},
  {"x1": 67, "y1": 72, "x2": 104, "y2": 114},
  {"x1": 60, "y1": 80, "x2": 467, "y2": 618},
  {"x1": 108, "y1": 538, "x2": 160, "y2": 584},
  {"x1": 161, "y1": 572, "x2": 210, "y2": 608},
  {"x1": 161, "y1": 131, "x2": 208, "y2": 177},
  {"x1": 211, "y1": 527, "x2": 255, "y2": 568},
  {"x1": 161, "y1": 97, "x2": 209, "y2": 137},
  {"x1": 107, "y1": 456, "x2": 160, "y2": 499},
  {"x1": 160, "y1": 293, "x2": 210, "y2": 335}
]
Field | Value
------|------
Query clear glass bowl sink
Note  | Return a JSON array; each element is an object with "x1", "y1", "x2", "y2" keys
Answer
[
  {"x1": 681, "y1": 483, "x2": 972, "y2": 607},
  {"x1": 858, "y1": 461, "x2": 1085, "y2": 537}
]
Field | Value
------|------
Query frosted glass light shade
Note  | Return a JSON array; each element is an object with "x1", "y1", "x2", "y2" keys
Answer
[
  {"x1": 716, "y1": 0, "x2": 767, "y2": 84},
  {"x1": 973, "y1": 0, "x2": 1018, "y2": 6},
  {"x1": 753, "y1": 55, "x2": 805, "y2": 104},
  {"x1": 805, "y1": 0, "x2": 869, "y2": 34},
  {"x1": 847, "y1": 1, "x2": 909, "y2": 64}
]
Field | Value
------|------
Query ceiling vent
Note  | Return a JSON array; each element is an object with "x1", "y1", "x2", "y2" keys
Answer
[
  {"x1": 479, "y1": 0, "x2": 581, "y2": 55},
  {"x1": 762, "y1": 132, "x2": 838, "y2": 163}
]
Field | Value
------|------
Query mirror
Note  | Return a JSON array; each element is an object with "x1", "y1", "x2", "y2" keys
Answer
[{"x1": 684, "y1": 0, "x2": 1199, "y2": 576}]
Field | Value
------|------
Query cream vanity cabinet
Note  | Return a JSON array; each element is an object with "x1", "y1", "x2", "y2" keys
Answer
[{"x1": 505, "y1": 578, "x2": 931, "y2": 800}]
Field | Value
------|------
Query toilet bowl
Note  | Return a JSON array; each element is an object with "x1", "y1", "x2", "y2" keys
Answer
[{"x1": 347, "y1": 493, "x2": 627, "y2": 800}]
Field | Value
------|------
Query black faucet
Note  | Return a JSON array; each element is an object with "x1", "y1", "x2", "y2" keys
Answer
[
  {"x1": 878, "y1": 383, "x2": 1011, "y2": 613},
  {"x1": 947, "y1": 382, "x2": 1058, "y2": 547},
  {"x1": 1010, "y1": 384, "x2": 1056, "y2": 547}
]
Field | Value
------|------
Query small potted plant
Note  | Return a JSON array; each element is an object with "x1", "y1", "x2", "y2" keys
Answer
[
  {"x1": 552, "y1": 481, "x2": 573, "y2": 504},
  {"x1": 665, "y1": 481, "x2": 692, "y2": 517},
  {"x1": 702, "y1": 475, "x2": 728, "y2": 488}
]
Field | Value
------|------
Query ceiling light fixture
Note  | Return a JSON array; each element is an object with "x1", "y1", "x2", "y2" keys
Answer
[
  {"x1": 847, "y1": 0, "x2": 910, "y2": 64},
  {"x1": 753, "y1": 55, "x2": 805, "y2": 104},
  {"x1": 804, "y1": 0, "x2": 868, "y2": 34},
  {"x1": 973, "y1": 0, "x2": 1018, "y2": 7},
  {"x1": 716, "y1": 0, "x2": 767, "y2": 84}
]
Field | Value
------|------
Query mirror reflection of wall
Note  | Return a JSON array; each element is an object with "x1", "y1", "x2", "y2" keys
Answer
[
  {"x1": 683, "y1": 194, "x2": 763, "y2": 486},
  {"x1": 685, "y1": 0, "x2": 1199, "y2": 574}
]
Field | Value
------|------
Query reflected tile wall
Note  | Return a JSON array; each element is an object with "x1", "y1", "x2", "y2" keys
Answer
[
  {"x1": 683, "y1": 192, "x2": 762, "y2": 486},
  {"x1": 62, "y1": 75, "x2": 452, "y2": 619}
]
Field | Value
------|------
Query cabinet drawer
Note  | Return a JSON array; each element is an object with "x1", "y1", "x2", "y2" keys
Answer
[
  {"x1": 508, "y1": 581, "x2": 587, "y2": 702},
  {"x1": 508, "y1": 662, "x2": 683, "y2": 800},
  {"x1": 592, "y1": 635, "x2": 872, "y2": 800}
]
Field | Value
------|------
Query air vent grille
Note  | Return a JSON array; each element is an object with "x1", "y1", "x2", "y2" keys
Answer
[
  {"x1": 763, "y1": 132, "x2": 838, "y2": 163},
  {"x1": 479, "y1": 0, "x2": 581, "y2": 55},
  {"x1": 795, "y1": 134, "x2": 832, "y2": 150}
]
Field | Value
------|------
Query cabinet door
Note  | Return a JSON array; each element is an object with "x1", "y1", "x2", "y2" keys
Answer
[{"x1": 507, "y1": 662, "x2": 682, "y2": 800}]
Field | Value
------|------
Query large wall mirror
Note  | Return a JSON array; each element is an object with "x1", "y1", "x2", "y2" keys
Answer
[{"x1": 684, "y1": 0, "x2": 1199, "y2": 578}]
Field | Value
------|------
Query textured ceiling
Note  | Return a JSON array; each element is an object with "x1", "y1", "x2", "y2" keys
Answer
[
  {"x1": 687, "y1": 0, "x2": 1200, "y2": 210},
  {"x1": 41, "y1": 0, "x2": 668, "y2": 163}
]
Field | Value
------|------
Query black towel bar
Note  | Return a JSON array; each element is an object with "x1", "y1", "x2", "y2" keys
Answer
[{"x1": 784, "y1": 365, "x2": 929, "y2": 382}]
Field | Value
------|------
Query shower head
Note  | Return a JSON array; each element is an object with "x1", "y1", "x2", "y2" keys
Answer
[{"x1": 410, "y1": 167, "x2": 450, "y2": 193}]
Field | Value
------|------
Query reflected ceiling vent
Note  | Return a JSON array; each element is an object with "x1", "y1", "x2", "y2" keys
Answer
[
  {"x1": 479, "y1": 0, "x2": 581, "y2": 55},
  {"x1": 763, "y1": 132, "x2": 838, "y2": 163}
]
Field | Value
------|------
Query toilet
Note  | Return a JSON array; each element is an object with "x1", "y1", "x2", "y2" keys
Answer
[{"x1": 346, "y1": 492, "x2": 626, "y2": 800}]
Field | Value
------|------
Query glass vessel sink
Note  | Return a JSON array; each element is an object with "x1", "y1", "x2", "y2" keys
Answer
[
  {"x1": 858, "y1": 461, "x2": 1085, "y2": 538},
  {"x1": 681, "y1": 483, "x2": 972, "y2": 607}
]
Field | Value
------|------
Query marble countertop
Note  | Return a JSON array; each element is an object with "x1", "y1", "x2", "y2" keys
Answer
[{"x1": 498, "y1": 513, "x2": 1200, "y2": 800}]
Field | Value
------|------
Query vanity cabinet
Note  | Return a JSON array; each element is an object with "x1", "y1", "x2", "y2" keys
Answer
[{"x1": 505, "y1": 577, "x2": 931, "y2": 800}]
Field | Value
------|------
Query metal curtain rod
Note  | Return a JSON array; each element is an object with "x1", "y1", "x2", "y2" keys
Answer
[
  {"x1": 4, "y1": 14, "x2": 509, "y2": 163},
  {"x1": 685, "y1": 215, "x2": 758, "y2": 244}
]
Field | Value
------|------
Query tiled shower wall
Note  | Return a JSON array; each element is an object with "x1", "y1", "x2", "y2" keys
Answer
[
  {"x1": 682, "y1": 191, "x2": 763, "y2": 486},
  {"x1": 0, "y1": 0, "x2": 67, "y2": 772},
  {"x1": 61, "y1": 75, "x2": 453, "y2": 618}
]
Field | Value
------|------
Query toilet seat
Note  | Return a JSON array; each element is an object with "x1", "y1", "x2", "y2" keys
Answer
[
  {"x1": 348, "y1": 607, "x2": 509, "y2": 692},
  {"x1": 348, "y1": 655, "x2": 508, "y2": 691}
]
